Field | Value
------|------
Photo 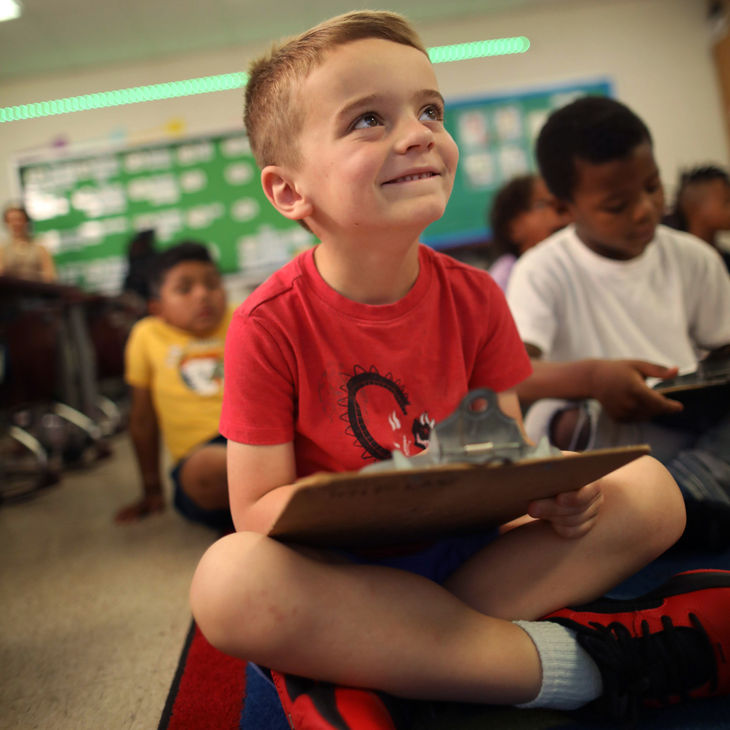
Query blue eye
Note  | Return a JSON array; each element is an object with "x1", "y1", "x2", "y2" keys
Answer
[{"x1": 352, "y1": 112, "x2": 381, "y2": 130}]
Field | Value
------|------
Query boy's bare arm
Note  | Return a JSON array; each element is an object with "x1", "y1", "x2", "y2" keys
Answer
[
  {"x1": 227, "y1": 395, "x2": 523, "y2": 536},
  {"x1": 115, "y1": 386, "x2": 165, "y2": 522},
  {"x1": 128, "y1": 386, "x2": 163, "y2": 494},
  {"x1": 515, "y1": 343, "x2": 683, "y2": 421},
  {"x1": 228, "y1": 396, "x2": 525, "y2": 533},
  {"x1": 227, "y1": 440, "x2": 298, "y2": 533},
  {"x1": 228, "y1": 392, "x2": 604, "y2": 540}
]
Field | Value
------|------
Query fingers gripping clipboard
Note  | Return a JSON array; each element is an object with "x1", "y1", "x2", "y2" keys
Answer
[
  {"x1": 268, "y1": 389, "x2": 650, "y2": 548},
  {"x1": 650, "y1": 353, "x2": 730, "y2": 428},
  {"x1": 651, "y1": 353, "x2": 730, "y2": 396}
]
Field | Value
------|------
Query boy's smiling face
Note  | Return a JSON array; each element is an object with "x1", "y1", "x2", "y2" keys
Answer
[
  {"x1": 280, "y1": 38, "x2": 458, "y2": 240},
  {"x1": 567, "y1": 142, "x2": 665, "y2": 260}
]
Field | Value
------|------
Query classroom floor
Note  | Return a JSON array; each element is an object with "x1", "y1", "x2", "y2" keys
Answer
[{"x1": 0, "y1": 432, "x2": 218, "y2": 730}]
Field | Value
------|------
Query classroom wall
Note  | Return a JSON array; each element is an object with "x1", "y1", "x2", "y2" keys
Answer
[{"x1": 2, "y1": 0, "x2": 727, "y2": 215}]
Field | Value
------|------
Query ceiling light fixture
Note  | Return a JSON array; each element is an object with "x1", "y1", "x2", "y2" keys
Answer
[
  {"x1": 0, "y1": 36, "x2": 530, "y2": 123},
  {"x1": 0, "y1": 0, "x2": 21, "y2": 22}
]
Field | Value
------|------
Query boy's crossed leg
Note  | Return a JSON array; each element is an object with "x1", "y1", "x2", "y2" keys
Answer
[
  {"x1": 174, "y1": 442, "x2": 231, "y2": 530},
  {"x1": 190, "y1": 457, "x2": 687, "y2": 710},
  {"x1": 177, "y1": 442, "x2": 228, "y2": 511},
  {"x1": 193, "y1": 530, "x2": 544, "y2": 703}
]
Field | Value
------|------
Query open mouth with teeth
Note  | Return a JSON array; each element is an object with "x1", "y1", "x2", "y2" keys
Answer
[{"x1": 383, "y1": 171, "x2": 438, "y2": 185}]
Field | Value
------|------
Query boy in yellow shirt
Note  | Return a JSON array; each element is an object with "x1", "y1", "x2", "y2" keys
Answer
[{"x1": 116, "y1": 241, "x2": 232, "y2": 529}]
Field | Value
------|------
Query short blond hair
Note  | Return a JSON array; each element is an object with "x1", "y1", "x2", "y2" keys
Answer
[{"x1": 244, "y1": 10, "x2": 428, "y2": 170}]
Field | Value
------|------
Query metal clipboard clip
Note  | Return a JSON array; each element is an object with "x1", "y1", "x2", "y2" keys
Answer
[{"x1": 362, "y1": 388, "x2": 560, "y2": 473}]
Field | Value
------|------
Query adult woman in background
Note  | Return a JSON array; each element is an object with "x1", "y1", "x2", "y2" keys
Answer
[{"x1": 0, "y1": 204, "x2": 56, "y2": 282}]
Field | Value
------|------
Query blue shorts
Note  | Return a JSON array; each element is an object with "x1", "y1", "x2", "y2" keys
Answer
[
  {"x1": 170, "y1": 435, "x2": 233, "y2": 531},
  {"x1": 341, "y1": 529, "x2": 500, "y2": 585}
]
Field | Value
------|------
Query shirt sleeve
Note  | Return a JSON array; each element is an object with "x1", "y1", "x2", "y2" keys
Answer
[
  {"x1": 470, "y1": 276, "x2": 532, "y2": 391},
  {"x1": 686, "y1": 246, "x2": 730, "y2": 350},
  {"x1": 124, "y1": 319, "x2": 153, "y2": 389},
  {"x1": 219, "y1": 309, "x2": 296, "y2": 445},
  {"x1": 506, "y1": 251, "x2": 560, "y2": 357}
]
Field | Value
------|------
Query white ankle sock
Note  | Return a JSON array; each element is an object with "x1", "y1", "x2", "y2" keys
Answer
[{"x1": 513, "y1": 619, "x2": 603, "y2": 710}]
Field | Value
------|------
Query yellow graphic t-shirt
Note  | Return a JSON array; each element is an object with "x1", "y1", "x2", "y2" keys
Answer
[{"x1": 124, "y1": 308, "x2": 233, "y2": 461}]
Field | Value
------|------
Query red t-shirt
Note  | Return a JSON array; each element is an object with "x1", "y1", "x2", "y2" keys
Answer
[{"x1": 220, "y1": 244, "x2": 531, "y2": 477}]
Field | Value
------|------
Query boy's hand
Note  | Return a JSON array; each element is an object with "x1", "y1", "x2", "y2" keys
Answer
[
  {"x1": 527, "y1": 480, "x2": 603, "y2": 538},
  {"x1": 114, "y1": 494, "x2": 165, "y2": 523},
  {"x1": 590, "y1": 360, "x2": 683, "y2": 421}
]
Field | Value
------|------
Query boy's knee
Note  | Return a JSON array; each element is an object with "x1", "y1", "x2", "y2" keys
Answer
[
  {"x1": 604, "y1": 455, "x2": 685, "y2": 551},
  {"x1": 641, "y1": 456, "x2": 686, "y2": 537},
  {"x1": 180, "y1": 449, "x2": 228, "y2": 510},
  {"x1": 181, "y1": 477, "x2": 228, "y2": 510},
  {"x1": 190, "y1": 531, "x2": 264, "y2": 650}
]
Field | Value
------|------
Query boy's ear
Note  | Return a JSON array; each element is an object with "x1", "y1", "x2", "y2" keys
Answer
[
  {"x1": 562, "y1": 196, "x2": 577, "y2": 218},
  {"x1": 261, "y1": 166, "x2": 313, "y2": 222}
]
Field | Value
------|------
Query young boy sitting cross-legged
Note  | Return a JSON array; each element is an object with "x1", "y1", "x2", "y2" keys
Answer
[{"x1": 190, "y1": 11, "x2": 730, "y2": 727}]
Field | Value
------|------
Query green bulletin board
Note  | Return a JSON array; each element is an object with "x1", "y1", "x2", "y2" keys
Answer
[
  {"x1": 422, "y1": 79, "x2": 612, "y2": 248},
  {"x1": 15, "y1": 79, "x2": 610, "y2": 292},
  {"x1": 16, "y1": 131, "x2": 314, "y2": 293}
]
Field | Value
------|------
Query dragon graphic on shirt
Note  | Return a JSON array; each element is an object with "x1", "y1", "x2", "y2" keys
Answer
[{"x1": 338, "y1": 365, "x2": 434, "y2": 462}]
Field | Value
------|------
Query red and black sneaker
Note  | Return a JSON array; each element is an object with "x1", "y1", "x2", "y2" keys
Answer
[
  {"x1": 544, "y1": 569, "x2": 730, "y2": 723},
  {"x1": 271, "y1": 670, "x2": 410, "y2": 730}
]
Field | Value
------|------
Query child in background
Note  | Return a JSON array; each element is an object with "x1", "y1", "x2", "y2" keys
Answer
[
  {"x1": 190, "y1": 13, "x2": 730, "y2": 728},
  {"x1": 506, "y1": 96, "x2": 730, "y2": 546},
  {"x1": 487, "y1": 174, "x2": 569, "y2": 291},
  {"x1": 121, "y1": 228, "x2": 158, "y2": 315},
  {"x1": 0, "y1": 204, "x2": 56, "y2": 282},
  {"x1": 667, "y1": 164, "x2": 730, "y2": 272},
  {"x1": 116, "y1": 241, "x2": 232, "y2": 530}
]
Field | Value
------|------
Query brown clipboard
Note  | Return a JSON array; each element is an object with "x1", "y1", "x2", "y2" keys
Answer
[
  {"x1": 651, "y1": 370, "x2": 729, "y2": 428},
  {"x1": 268, "y1": 444, "x2": 650, "y2": 548},
  {"x1": 652, "y1": 356, "x2": 730, "y2": 396},
  {"x1": 654, "y1": 378, "x2": 730, "y2": 396}
]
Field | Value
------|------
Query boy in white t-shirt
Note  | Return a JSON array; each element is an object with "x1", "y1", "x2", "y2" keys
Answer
[{"x1": 506, "y1": 96, "x2": 730, "y2": 548}]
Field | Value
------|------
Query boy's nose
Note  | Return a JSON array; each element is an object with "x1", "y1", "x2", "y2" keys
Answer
[
  {"x1": 633, "y1": 196, "x2": 657, "y2": 224},
  {"x1": 394, "y1": 116, "x2": 434, "y2": 153},
  {"x1": 192, "y1": 283, "x2": 212, "y2": 300}
]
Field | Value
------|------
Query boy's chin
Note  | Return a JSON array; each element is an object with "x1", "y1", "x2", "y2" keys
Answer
[
  {"x1": 625, "y1": 233, "x2": 656, "y2": 258},
  {"x1": 188, "y1": 315, "x2": 225, "y2": 338},
  {"x1": 579, "y1": 228, "x2": 656, "y2": 260},
  {"x1": 592, "y1": 243, "x2": 648, "y2": 261},
  {"x1": 392, "y1": 201, "x2": 448, "y2": 230}
]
